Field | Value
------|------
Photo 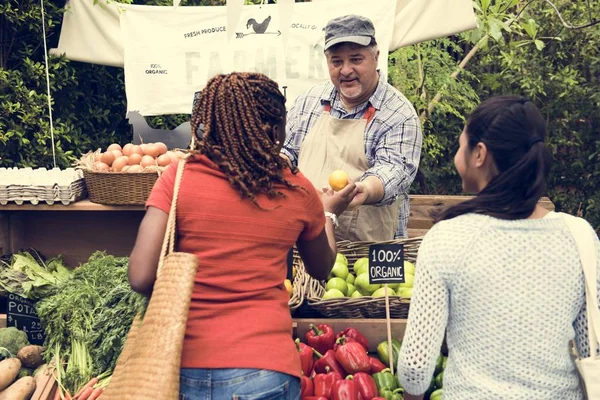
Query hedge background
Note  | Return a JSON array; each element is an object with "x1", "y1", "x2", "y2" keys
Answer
[{"x1": 1, "y1": 0, "x2": 598, "y2": 230}]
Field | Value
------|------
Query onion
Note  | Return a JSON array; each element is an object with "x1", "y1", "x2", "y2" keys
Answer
[
  {"x1": 128, "y1": 153, "x2": 142, "y2": 165},
  {"x1": 157, "y1": 154, "x2": 172, "y2": 167},
  {"x1": 107, "y1": 143, "x2": 122, "y2": 152},
  {"x1": 144, "y1": 144, "x2": 161, "y2": 158},
  {"x1": 126, "y1": 165, "x2": 142, "y2": 173},
  {"x1": 130, "y1": 145, "x2": 144, "y2": 156},
  {"x1": 93, "y1": 161, "x2": 110, "y2": 172},
  {"x1": 155, "y1": 142, "x2": 168, "y2": 155},
  {"x1": 111, "y1": 150, "x2": 123, "y2": 159},
  {"x1": 112, "y1": 156, "x2": 129, "y2": 172},
  {"x1": 122, "y1": 143, "x2": 134, "y2": 156},
  {"x1": 100, "y1": 152, "x2": 115, "y2": 166},
  {"x1": 140, "y1": 155, "x2": 156, "y2": 168}
]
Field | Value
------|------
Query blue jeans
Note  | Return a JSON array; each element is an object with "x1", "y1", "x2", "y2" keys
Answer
[{"x1": 179, "y1": 368, "x2": 300, "y2": 400}]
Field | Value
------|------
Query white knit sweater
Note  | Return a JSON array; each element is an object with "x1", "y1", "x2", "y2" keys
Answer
[{"x1": 397, "y1": 212, "x2": 600, "y2": 399}]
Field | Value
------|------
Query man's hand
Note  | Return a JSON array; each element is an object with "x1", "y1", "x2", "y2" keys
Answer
[
  {"x1": 321, "y1": 181, "x2": 359, "y2": 216},
  {"x1": 347, "y1": 176, "x2": 384, "y2": 209},
  {"x1": 348, "y1": 181, "x2": 368, "y2": 210}
]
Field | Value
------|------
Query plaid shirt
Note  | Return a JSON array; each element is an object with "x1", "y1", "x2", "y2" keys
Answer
[{"x1": 282, "y1": 74, "x2": 422, "y2": 238}]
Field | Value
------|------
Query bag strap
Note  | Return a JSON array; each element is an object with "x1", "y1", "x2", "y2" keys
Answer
[
  {"x1": 562, "y1": 213, "x2": 600, "y2": 357},
  {"x1": 157, "y1": 159, "x2": 186, "y2": 276}
]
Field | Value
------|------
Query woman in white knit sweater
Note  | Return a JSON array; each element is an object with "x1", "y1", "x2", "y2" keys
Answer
[{"x1": 397, "y1": 96, "x2": 600, "y2": 399}]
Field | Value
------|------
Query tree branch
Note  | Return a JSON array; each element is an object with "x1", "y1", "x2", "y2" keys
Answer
[
  {"x1": 516, "y1": 0, "x2": 600, "y2": 29},
  {"x1": 420, "y1": 40, "x2": 482, "y2": 122}
]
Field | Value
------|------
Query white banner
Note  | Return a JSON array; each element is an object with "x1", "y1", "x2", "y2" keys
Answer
[
  {"x1": 51, "y1": 0, "x2": 477, "y2": 115},
  {"x1": 121, "y1": 0, "x2": 396, "y2": 115}
]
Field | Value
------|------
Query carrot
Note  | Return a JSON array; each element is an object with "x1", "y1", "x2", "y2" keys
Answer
[
  {"x1": 77, "y1": 387, "x2": 94, "y2": 400},
  {"x1": 87, "y1": 387, "x2": 103, "y2": 400},
  {"x1": 65, "y1": 391, "x2": 73, "y2": 400},
  {"x1": 74, "y1": 377, "x2": 99, "y2": 398},
  {"x1": 53, "y1": 387, "x2": 62, "y2": 400}
]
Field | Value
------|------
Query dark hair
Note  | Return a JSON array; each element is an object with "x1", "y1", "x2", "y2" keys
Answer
[
  {"x1": 436, "y1": 95, "x2": 553, "y2": 222},
  {"x1": 190, "y1": 72, "x2": 299, "y2": 207}
]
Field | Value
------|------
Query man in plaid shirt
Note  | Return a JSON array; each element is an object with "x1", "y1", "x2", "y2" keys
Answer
[{"x1": 281, "y1": 14, "x2": 422, "y2": 241}]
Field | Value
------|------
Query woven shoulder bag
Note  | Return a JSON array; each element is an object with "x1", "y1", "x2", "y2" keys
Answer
[
  {"x1": 102, "y1": 159, "x2": 199, "y2": 400},
  {"x1": 562, "y1": 213, "x2": 600, "y2": 400}
]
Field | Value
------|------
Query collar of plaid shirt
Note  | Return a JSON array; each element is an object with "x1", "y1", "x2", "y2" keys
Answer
[{"x1": 319, "y1": 71, "x2": 387, "y2": 116}]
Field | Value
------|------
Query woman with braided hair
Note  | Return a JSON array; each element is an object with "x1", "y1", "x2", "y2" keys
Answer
[{"x1": 128, "y1": 72, "x2": 358, "y2": 400}]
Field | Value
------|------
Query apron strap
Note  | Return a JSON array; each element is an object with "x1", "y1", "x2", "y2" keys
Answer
[{"x1": 323, "y1": 103, "x2": 376, "y2": 124}]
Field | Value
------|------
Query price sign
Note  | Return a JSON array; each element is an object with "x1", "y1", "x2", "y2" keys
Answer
[
  {"x1": 7, "y1": 294, "x2": 45, "y2": 345},
  {"x1": 368, "y1": 243, "x2": 405, "y2": 284}
]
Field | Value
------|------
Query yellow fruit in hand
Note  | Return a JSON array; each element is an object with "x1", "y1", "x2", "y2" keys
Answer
[
  {"x1": 329, "y1": 170, "x2": 349, "y2": 191},
  {"x1": 284, "y1": 279, "x2": 294, "y2": 297}
]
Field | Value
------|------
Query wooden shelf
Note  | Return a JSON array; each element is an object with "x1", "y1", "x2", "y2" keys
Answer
[{"x1": 0, "y1": 200, "x2": 145, "y2": 212}]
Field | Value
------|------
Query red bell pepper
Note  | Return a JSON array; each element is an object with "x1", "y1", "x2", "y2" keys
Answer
[
  {"x1": 331, "y1": 376, "x2": 360, "y2": 400},
  {"x1": 334, "y1": 335, "x2": 358, "y2": 351},
  {"x1": 313, "y1": 349, "x2": 347, "y2": 377},
  {"x1": 306, "y1": 324, "x2": 336, "y2": 355},
  {"x1": 334, "y1": 337, "x2": 371, "y2": 374},
  {"x1": 301, "y1": 375, "x2": 314, "y2": 398},
  {"x1": 368, "y1": 356, "x2": 387, "y2": 374},
  {"x1": 353, "y1": 372, "x2": 379, "y2": 400},
  {"x1": 314, "y1": 367, "x2": 343, "y2": 398},
  {"x1": 296, "y1": 338, "x2": 315, "y2": 376},
  {"x1": 336, "y1": 328, "x2": 369, "y2": 351}
]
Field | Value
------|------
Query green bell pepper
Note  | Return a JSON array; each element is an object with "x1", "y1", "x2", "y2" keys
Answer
[
  {"x1": 376, "y1": 339, "x2": 402, "y2": 367},
  {"x1": 380, "y1": 388, "x2": 404, "y2": 400},
  {"x1": 373, "y1": 368, "x2": 398, "y2": 394}
]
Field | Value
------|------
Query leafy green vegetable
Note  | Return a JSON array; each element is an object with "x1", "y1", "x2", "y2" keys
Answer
[
  {"x1": 36, "y1": 252, "x2": 146, "y2": 393},
  {"x1": 0, "y1": 249, "x2": 73, "y2": 300}
]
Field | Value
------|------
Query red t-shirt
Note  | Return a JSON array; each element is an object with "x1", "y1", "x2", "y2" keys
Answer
[{"x1": 146, "y1": 155, "x2": 324, "y2": 378}]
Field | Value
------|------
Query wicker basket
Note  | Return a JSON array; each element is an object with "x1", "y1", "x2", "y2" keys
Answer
[
  {"x1": 288, "y1": 255, "x2": 307, "y2": 314},
  {"x1": 83, "y1": 169, "x2": 160, "y2": 205},
  {"x1": 301, "y1": 237, "x2": 423, "y2": 319}
]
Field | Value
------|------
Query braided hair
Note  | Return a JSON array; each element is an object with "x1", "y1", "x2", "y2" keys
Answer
[{"x1": 190, "y1": 72, "x2": 299, "y2": 207}]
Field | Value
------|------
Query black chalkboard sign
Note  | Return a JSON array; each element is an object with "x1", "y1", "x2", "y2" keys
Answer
[
  {"x1": 368, "y1": 243, "x2": 405, "y2": 284},
  {"x1": 6, "y1": 294, "x2": 45, "y2": 345}
]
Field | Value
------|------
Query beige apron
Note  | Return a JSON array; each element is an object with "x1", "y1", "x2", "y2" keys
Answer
[{"x1": 298, "y1": 104, "x2": 400, "y2": 242}]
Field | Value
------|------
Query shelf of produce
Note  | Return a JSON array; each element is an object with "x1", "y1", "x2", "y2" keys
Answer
[
  {"x1": 0, "y1": 201, "x2": 146, "y2": 266},
  {"x1": 0, "y1": 195, "x2": 554, "y2": 266},
  {"x1": 294, "y1": 318, "x2": 407, "y2": 352}
]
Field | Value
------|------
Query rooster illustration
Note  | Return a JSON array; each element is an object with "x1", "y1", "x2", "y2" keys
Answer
[
  {"x1": 247, "y1": 16, "x2": 272, "y2": 34},
  {"x1": 126, "y1": 111, "x2": 197, "y2": 149}
]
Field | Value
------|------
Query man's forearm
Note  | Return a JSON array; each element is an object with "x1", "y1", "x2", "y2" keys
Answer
[{"x1": 361, "y1": 175, "x2": 384, "y2": 205}]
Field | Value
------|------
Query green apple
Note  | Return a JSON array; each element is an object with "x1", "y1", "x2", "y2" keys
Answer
[
  {"x1": 326, "y1": 277, "x2": 348, "y2": 296},
  {"x1": 355, "y1": 273, "x2": 380, "y2": 295},
  {"x1": 399, "y1": 273, "x2": 415, "y2": 288},
  {"x1": 388, "y1": 283, "x2": 401, "y2": 291},
  {"x1": 351, "y1": 290, "x2": 363, "y2": 298},
  {"x1": 430, "y1": 389, "x2": 443, "y2": 400},
  {"x1": 442, "y1": 356, "x2": 448, "y2": 370},
  {"x1": 331, "y1": 261, "x2": 349, "y2": 280},
  {"x1": 346, "y1": 273, "x2": 355, "y2": 285},
  {"x1": 398, "y1": 287, "x2": 413, "y2": 299},
  {"x1": 346, "y1": 283, "x2": 357, "y2": 296},
  {"x1": 322, "y1": 288, "x2": 345, "y2": 299},
  {"x1": 353, "y1": 257, "x2": 369, "y2": 276},
  {"x1": 435, "y1": 371, "x2": 444, "y2": 389},
  {"x1": 404, "y1": 260, "x2": 416, "y2": 276},
  {"x1": 371, "y1": 286, "x2": 396, "y2": 298},
  {"x1": 336, "y1": 253, "x2": 348, "y2": 266},
  {"x1": 434, "y1": 354, "x2": 444, "y2": 376}
]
